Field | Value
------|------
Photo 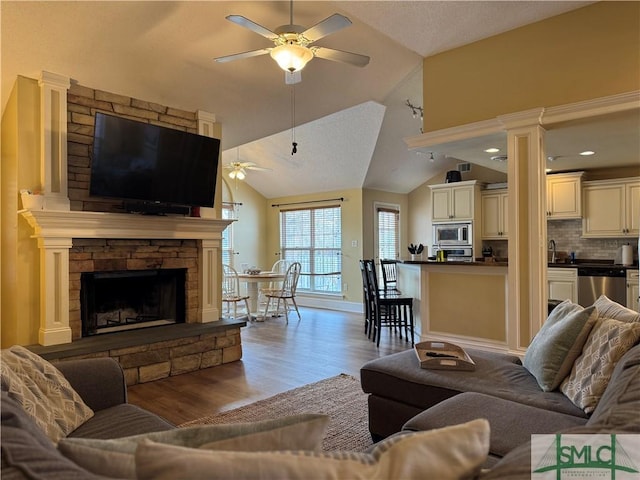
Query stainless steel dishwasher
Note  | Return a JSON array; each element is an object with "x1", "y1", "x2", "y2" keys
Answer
[{"x1": 577, "y1": 266, "x2": 627, "y2": 307}]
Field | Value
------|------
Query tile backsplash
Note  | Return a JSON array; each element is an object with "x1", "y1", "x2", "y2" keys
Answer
[
  {"x1": 481, "y1": 220, "x2": 639, "y2": 264},
  {"x1": 547, "y1": 219, "x2": 638, "y2": 263}
]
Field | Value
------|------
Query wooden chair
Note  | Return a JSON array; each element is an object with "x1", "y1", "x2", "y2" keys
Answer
[
  {"x1": 222, "y1": 264, "x2": 250, "y2": 320},
  {"x1": 359, "y1": 260, "x2": 374, "y2": 337},
  {"x1": 380, "y1": 259, "x2": 399, "y2": 292},
  {"x1": 259, "y1": 259, "x2": 290, "y2": 313},
  {"x1": 262, "y1": 262, "x2": 301, "y2": 323},
  {"x1": 364, "y1": 260, "x2": 414, "y2": 347}
]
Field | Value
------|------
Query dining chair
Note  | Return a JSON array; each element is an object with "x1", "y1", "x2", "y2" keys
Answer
[
  {"x1": 258, "y1": 259, "x2": 290, "y2": 312},
  {"x1": 364, "y1": 260, "x2": 414, "y2": 347},
  {"x1": 380, "y1": 259, "x2": 399, "y2": 292},
  {"x1": 222, "y1": 264, "x2": 251, "y2": 320},
  {"x1": 262, "y1": 261, "x2": 301, "y2": 323},
  {"x1": 359, "y1": 260, "x2": 375, "y2": 338}
]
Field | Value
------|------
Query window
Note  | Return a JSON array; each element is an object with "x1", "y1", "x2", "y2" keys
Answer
[
  {"x1": 221, "y1": 203, "x2": 236, "y2": 267},
  {"x1": 280, "y1": 206, "x2": 341, "y2": 294},
  {"x1": 377, "y1": 206, "x2": 400, "y2": 260}
]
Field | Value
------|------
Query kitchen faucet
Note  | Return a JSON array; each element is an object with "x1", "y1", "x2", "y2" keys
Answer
[{"x1": 549, "y1": 239, "x2": 557, "y2": 263}]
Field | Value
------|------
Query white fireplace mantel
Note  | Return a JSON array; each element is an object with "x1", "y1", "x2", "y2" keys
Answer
[
  {"x1": 20, "y1": 208, "x2": 233, "y2": 346},
  {"x1": 20, "y1": 209, "x2": 232, "y2": 240}
]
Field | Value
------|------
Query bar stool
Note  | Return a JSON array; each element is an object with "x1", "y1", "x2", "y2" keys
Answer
[{"x1": 364, "y1": 260, "x2": 414, "y2": 347}]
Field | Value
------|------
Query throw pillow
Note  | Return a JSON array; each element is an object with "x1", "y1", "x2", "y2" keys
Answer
[
  {"x1": 135, "y1": 419, "x2": 490, "y2": 480},
  {"x1": 523, "y1": 300, "x2": 598, "y2": 391},
  {"x1": 58, "y1": 414, "x2": 329, "y2": 479},
  {"x1": 0, "y1": 345, "x2": 94, "y2": 443},
  {"x1": 594, "y1": 294, "x2": 640, "y2": 323},
  {"x1": 560, "y1": 318, "x2": 640, "y2": 414}
]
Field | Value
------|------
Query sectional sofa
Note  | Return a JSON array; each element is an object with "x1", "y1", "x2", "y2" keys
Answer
[{"x1": 361, "y1": 295, "x2": 640, "y2": 477}]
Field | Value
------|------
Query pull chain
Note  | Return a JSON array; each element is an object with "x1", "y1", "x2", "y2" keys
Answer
[{"x1": 291, "y1": 85, "x2": 297, "y2": 155}]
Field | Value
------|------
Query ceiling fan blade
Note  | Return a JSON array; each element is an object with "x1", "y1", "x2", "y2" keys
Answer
[
  {"x1": 226, "y1": 15, "x2": 278, "y2": 40},
  {"x1": 302, "y1": 13, "x2": 352, "y2": 42},
  {"x1": 246, "y1": 165, "x2": 271, "y2": 171},
  {"x1": 285, "y1": 71, "x2": 301, "y2": 85},
  {"x1": 312, "y1": 47, "x2": 370, "y2": 67},
  {"x1": 214, "y1": 48, "x2": 271, "y2": 63}
]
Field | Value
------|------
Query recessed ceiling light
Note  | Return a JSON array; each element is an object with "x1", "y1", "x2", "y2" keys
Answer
[
  {"x1": 484, "y1": 148, "x2": 500, "y2": 153},
  {"x1": 580, "y1": 150, "x2": 595, "y2": 156}
]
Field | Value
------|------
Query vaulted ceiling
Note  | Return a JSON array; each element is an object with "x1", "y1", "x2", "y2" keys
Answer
[{"x1": 6, "y1": 1, "x2": 625, "y2": 200}]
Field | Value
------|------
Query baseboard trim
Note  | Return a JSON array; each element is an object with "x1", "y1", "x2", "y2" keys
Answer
[{"x1": 296, "y1": 295, "x2": 363, "y2": 314}]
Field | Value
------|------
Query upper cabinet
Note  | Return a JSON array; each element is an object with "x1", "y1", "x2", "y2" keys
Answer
[
  {"x1": 582, "y1": 177, "x2": 640, "y2": 238},
  {"x1": 481, "y1": 189, "x2": 508, "y2": 239},
  {"x1": 430, "y1": 180, "x2": 481, "y2": 222},
  {"x1": 546, "y1": 172, "x2": 584, "y2": 220}
]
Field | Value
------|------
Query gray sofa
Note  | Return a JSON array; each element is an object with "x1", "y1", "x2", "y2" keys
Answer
[
  {"x1": 1, "y1": 357, "x2": 175, "y2": 479},
  {"x1": 361, "y1": 342, "x2": 640, "y2": 476}
]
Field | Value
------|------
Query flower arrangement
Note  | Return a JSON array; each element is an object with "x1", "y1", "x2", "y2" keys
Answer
[{"x1": 408, "y1": 243, "x2": 424, "y2": 255}]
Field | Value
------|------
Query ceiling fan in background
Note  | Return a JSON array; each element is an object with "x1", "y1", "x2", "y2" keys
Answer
[
  {"x1": 214, "y1": 0, "x2": 370, "y2": 84},
  {"x1": 224, "y1": 161, "x2": 270, "y2": 181}
]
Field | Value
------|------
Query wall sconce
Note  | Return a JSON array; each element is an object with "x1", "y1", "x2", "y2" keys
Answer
[{"x1": 406, "y1": 99, "x2": 423, "y2": 120}]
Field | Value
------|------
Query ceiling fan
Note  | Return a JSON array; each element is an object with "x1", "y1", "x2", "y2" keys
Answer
[
  {"x1": 214, "y1": 0, "x2": 370, "y2": 84},
  {"x1": 224, "y1": 161, "x2": 270, "y2": 181}
]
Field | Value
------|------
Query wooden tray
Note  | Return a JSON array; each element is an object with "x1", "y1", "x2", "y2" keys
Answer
[{"x1": 414, "y1": 340, "x2": 476, "y2": 371}]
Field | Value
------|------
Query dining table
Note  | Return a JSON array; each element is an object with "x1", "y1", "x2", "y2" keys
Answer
[{"x1": 237, "y1": 271, "x2": 286, "y2": 319}]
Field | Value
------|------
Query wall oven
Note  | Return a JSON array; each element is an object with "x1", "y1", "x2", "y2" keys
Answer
[
  {"x1": 433, "y1": 222, "x2": 472, "y2": 246},
  {"x1": 434, "y1": 246, "x2": 474, "y2": 262}
]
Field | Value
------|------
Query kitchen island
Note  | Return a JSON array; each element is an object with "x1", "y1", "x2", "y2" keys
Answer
[{"x1": 397, "y1": 260, "x2": 509, "y2": 352}]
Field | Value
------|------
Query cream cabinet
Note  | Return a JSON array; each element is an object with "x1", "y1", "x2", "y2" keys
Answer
[
  {"x1": 481, "y1": 189, "x2": 508, "y2": 239},
  {"x1": 430, "y1": 180, "x2": 480, "y2": 222},
  {"x1": 546, "y1": 172, "x2": 583, "y2": 219},
  {"x1": 582, "y1": 178, "x2": 640, "y2": 238},
  {"x1": 548, "y1": 267, "x2": 578, "y2": 303},
  {"x1": 628, "y1": 269, "x2": 639, "y2": 313}
]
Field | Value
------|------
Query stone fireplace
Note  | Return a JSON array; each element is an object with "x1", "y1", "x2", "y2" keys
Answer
[
  {"x1": 70, "y1": 239, "x2": 198, "y2": 340},
  {"x1": 80, "y1": 267, "x2": 186, "y2": 337}
]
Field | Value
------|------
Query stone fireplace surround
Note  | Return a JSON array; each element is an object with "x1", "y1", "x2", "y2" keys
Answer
[
  {"x1": 18, "y1": 72, "x2": 243, "y2": 384},
  {"x1": 21, "y1": 209, "x2": 241, "y2": 384}
]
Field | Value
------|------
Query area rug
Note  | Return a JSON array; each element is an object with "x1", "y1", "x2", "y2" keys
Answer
[{"x1": 179, "y1": 374, "x2": 373, "y2": 452}]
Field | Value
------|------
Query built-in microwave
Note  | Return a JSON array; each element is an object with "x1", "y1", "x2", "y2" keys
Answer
[{"x1": 433, "y1": 222, "x2": 472, "y2": 246}]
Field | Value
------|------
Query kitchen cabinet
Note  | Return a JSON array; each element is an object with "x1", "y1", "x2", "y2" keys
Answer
[
  {"x1": 546, "y1": 172, "x2": 583, "y2": 220},
  {"x1": 582, "y1": 177, "x2": 640, "y2": 238},
  {"x1": 430, "y1": 180, "x2": 480, "y2": 222},
  {"x1": 628, "y1": 270, "x2": 639, "y2": 313},
  {"x1": 481, "y1": 189, "x2": 508, "y2": 239},
  {"x1": 548, "y1": 267, "x2": 578, "y2": 304}
]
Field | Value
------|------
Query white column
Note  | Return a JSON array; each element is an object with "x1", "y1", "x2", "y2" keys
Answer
[
  {"x1": 500, "y1": 109, "x2": 547, "y2": 352},
  {"x1": 37, "y1": 237, "x2": 73, "y2": 345},
  {"x1": 38, "y1": 71, "x2": 70, "y2": 211},
  {"x1": 200, "y1": 238, "x2": 221, "y2": 322}
]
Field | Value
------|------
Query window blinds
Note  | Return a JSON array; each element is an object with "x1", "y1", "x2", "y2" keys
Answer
[{"x1": 280, "y1": 206, "x2": 341, "y2": 294}]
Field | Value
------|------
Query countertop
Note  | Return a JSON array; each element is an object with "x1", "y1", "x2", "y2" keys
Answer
[
  {"x1": 547, "y1": 261, "x2": 638, "y2": 271},
  {"x1": 399, "y1": 259, "x2": 638, "y2": 270},
  {"x1": 399, "y1": 259, "x2": 508, "y2": 267}
]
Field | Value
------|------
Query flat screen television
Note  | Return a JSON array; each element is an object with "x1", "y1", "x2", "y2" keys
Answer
[{"x1": 90, "y1": 112, "x2": 220, "y2": 208}]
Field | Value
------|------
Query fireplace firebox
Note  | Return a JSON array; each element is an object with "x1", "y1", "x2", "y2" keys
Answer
[{"x1": 81, "y1": 269, "x2": 186, "y2": 337}]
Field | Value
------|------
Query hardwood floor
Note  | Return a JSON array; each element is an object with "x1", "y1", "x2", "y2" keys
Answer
[{"x1": 127, "y1": 307, "x2": 412, "y2": 425}]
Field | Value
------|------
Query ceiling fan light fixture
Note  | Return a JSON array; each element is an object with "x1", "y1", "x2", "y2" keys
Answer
[
  {"x1": 270, "y1": 43, "x2": 313, "y2": 72},
  {"x1": 228, "y1": 169, "x2": 246, "y2": 180}
]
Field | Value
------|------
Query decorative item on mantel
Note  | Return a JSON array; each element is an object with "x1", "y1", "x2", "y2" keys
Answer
[
  {"x1": 19, "y1": 189, "x2": 44, "y2": 210},
  {"x1": 408, "y1": 243, "x2": 425, "y2": 261}
]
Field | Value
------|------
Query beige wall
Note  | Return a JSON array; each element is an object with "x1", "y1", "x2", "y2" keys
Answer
[
  {"x1": 264, "y1": 189, "x2": 363, "y2": 303},
  {"x1": 423, "y1": 2, "x2": 640, "y2": 132},
  {"x1": 220, "y1": 177, "x2": 270, "y2": 271},
  {"x1": 1, "y1": 76, "x2": 43, "y2": 347}
]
